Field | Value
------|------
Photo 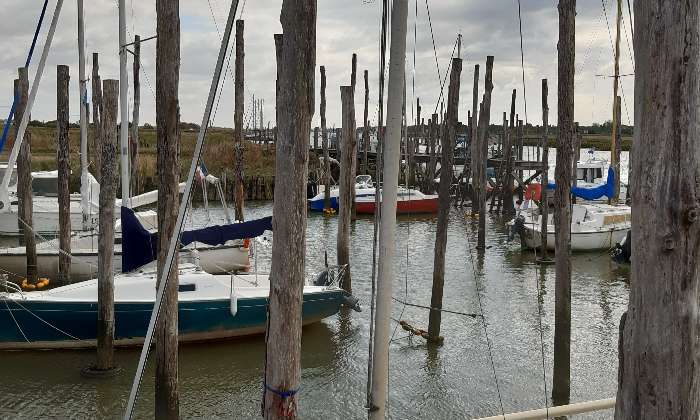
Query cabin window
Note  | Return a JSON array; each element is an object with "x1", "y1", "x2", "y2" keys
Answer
[
  {"x1": 32, "y1": 177, "x2": 58, "y2": 197},
  {"x1": 179, "y1": 284, "x2": 196, "y2": 292}
]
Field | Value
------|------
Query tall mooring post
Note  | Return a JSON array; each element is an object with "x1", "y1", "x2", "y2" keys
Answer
[
  {"x1": 91, "y1": 53, "x2": 102, "y2": 181},
  {"x1": 263, "y1": 0, "x2": 316, "y2": 416},
  {"x1": 320, "y1": 65, "x2": 331, "y2": 212},
  {"x1": 363, "y1": 69, "x2": 370, "y2": 175},
  {"x1": 539, "y1": 79, "x2": 550, "y2": 262},
  {"x1": 469, "y1": 64, "x2": 480, "y2": 205},
  {"x1": 234, "y1": 19, "x2": 245, "y2": 221},
  {"x1": 612, "y1": 95, "x2": 621, "y2": 202},
  {"x1": 616, "y1": 1, "x2": 700, "y2": 418},
  {"x1": 56, "y1": 65, "x2": 71, "y2": 285},
  {"x1": 428, "y1": 57, "x2": 461, "y2": 343},
  {"x1": 15, "y1": 68, "x2": 37, "y2": 284},
  {"x1": 337, "y1": 86, "x2": 356, "y2": 292},
  {"x1": 476, "y1": 57, "x2": 494, "y2": 250},
  {"x1": 96, "y1": 79, "x2": 118, "y2": 372},
  {"x1": 498, "y1": 89, "x2": 517, "y2": 215},
  {"x1": 155, "y1": 0, "x2": 181, "y2": 415},
  {"x1": 131, "y1": 34, "x2": 141, "y2": 195},
  {"x1": 350, "y1": 54, "x2": 358, "y2": 221},
  {"x1": 552, "y1": 0, "x2": 575, "y2": 408}
]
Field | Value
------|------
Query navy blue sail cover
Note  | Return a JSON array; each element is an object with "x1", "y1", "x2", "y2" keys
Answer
[
  {"x1": 547, "y1": 167, "x2": 615, "y2": 201},
  {"x1": 121, "y1": 206, "x2": 272, "y2": 272}
]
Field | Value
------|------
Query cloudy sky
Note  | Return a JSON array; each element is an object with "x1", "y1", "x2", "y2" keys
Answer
[{"x1": 1, "y1": 0, "x2": 635, "y2": 130}]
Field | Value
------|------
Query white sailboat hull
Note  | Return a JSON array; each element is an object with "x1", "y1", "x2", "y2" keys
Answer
[{"x1": 518, "y1": 224, "x2": 629, "y2": 251}]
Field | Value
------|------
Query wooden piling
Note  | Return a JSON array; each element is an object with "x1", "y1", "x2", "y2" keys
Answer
[
  {"x1": 320, "y1": 65, "x2": 331, "y2": 211},
  {"x1": 337, "y1": 86, "x2": 356, "y2": 292},
  {"x1": 469, "y1": 64, "x2": 480, "y2": 202},
  {"x1": 552, "y1": 0, "x2": 575, "y2": 408},
  {"x1": 56, "y1": 65, "x2": 71, "y2": 285},
  {"x1": 263, "y1": 0, "x2": 316, "y2": 415},
  {"x1": 499, "y1": 89, "x2": 517, "y2": 215},
  {"x1": 313, "y1": 126, "x2": 318, "y2": 150},
  {"x1": 516, "y1": 119, "x2": 524, "y2": 200},
  {"x1": 350, "y1": 55, "x2": 358, "y2": 221},
  {"x1": 362, "y1": 70, "x2": 370, "y2": 175},
  {"x1": 15, "y1": 68, "x2": 37, "y2": 284},
  {"x1": 96, "y1": 79, "x2": 118, "y2": 371},
  {"x1": 428, "y1": 57, "x2": 461, "y2": 342},
  {"x1": 616, "y1": 2, "x2": 700, "y2": 417},
  {"x1": 539, "y1": 79, "x2": 550, "y2": 261},
  {"x1": 234, "y1": 19, "x2": 245, "y2": 221},
  {"x1": 427, "y1": 113, "x2": 438, "y2": 192},
  {"x1": 476, "y1": 57, "x2": 494, "y2": 249},
  {"x1": 91, "y1": 53, "x2": 102, "y2": 180},
  {"x1": 155, "y1": 0, "x2": 181, "y2": 414},
  {"x1": 131, "y1": 34, "x2": 141, "y2": 195}
]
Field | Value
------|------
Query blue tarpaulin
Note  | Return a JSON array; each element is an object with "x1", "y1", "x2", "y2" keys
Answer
[
  {"x1": 547, "y1": 167, "x2": 615, "y2": 201},
  {"x1": 121, "y1": 206, "x2": 272, "y2": 272}
]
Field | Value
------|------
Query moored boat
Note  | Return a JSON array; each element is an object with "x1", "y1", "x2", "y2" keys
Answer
[
  {"x1": 355, "y1": 187, "x2": 438, "y2": 214},
  {"x1": 308, "y1": 174, "x2": 376, "y2": 211},
  {"x1": 509, "y1": 202, "x2": 631, "y2": 251},
  {"x1": 0, "y1": 262, "x2": 357, "y2": 350}
]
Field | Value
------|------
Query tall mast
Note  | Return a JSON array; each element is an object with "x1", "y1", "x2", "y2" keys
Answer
[
  {"x1": 78, "y1": 0, "x2": 90, "y2": 229},
  {"x1": 368, "y1": 0, "x2": 408, "y2": 418},
  {"x1": 118, "y1": 0, "x2": 130, "y2": 206},
  {"x1": 610, "y1": 0, "x2": 622, "y2": 200},
  {"x1": 0, "y1": 0, "x2": 64, "y2": 211}
]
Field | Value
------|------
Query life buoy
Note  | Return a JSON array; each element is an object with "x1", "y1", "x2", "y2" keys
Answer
[{"x1": 525, "y1": 183, "x2": 542, "y2": 201}]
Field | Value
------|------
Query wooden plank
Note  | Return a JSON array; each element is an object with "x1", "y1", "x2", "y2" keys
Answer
[{"x1": 56, "y1": 65, "x2": 71, "y2": 285}]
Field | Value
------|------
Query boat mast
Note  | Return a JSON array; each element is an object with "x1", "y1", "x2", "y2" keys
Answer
[
  {"x1": 78, "y1": 0, "x2": 90, "y2": 229},
  {"x1": 368, "y1": 0, "x2": 408, "y2": 418},
  {"x1": 0, "y1": 0, "x2": 64, "y2": 212},
  {"x1": 119, "y1": 0, "x2": 130, "y2": 206},
  {"x1": 610, "y1": 0, "x2": 622, "y2": 203}
]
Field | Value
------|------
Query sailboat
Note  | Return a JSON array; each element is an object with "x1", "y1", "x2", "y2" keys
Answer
[{"x1": 0, "y1": 214, "x2": 358, "y2": 350}]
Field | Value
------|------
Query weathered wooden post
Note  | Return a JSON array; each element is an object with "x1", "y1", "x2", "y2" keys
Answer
[
  {"x1": 96, "y1": 79, "x2": 118, "y2": 372},
  {"x1": 499, "y1": 89, "x2": 517, "y2": 215},
  {"x1": 363, "y1": 69, "x2": 370, "y2": 175},
  {"x1": 489, "y1": 111, "x2": 507, "y2": 213},
  {"x1": 56, "y1": 65, "x2": 71, "y2": 285},
  {"x1": 616, "y1": 2, "x2": 700, "y2": 418},
  {"x1": 234, "y1": 19, "x2": 245, "y2": 221},
  {"x1": 516, "y1": 119, "x2": 524, "y2": 200},
  {"x1": 15, "y1": 68, "x2": 37, "y2": 284},
  {"x1": 538, "y1": 79, "x2": 551, "y2": 262},
  {"x1": 131, "y1": 34, "x2": 140, "y2": 195},
  {"x1": 91, "y1": 53, "x2": 102, "y2": 180},
  {"x1": 155, "y1": 0, "x2": 180, "y2": 415},
  {"x1": 552, "y1": 0, "x2": 575, "y2": 408},
  {"x1": 428, "y1": 57, "x2": 461, "y2": 343},
  {"x1": 337, "y1": 86, "x2": 356, "y2": 292},
  {"x1": 427, "y1": 113, "x2": 438, "y2": 192},
  {"x1": 469, "y1": 64, "x2": 480, "y2": 203},
  {"x1": 320, "y1": 65, "x2": 331, "y2": 212},
  {"x1": 263, "y1": 0, "x2": 315, "y2": 416},
  {"x1": 350, "y1": 55, "x2": 358, "y2": 221},
  {"x1": 476, "y1": 57, "x2": 494, "y2": 250},
  {"x1": 313, "y1": 126, "x2": 318, "y2": 150}
]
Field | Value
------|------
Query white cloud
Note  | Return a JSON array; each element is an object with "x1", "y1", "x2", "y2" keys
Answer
[{"x1": 0, "y1": 0, "x2": 635, "y2": 130}]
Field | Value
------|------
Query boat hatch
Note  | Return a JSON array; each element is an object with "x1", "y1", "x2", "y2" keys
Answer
[{"x1": 179, "y1": 284, "x2": 196, "y2": 292}]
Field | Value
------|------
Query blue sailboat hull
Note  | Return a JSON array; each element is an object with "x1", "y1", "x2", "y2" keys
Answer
[
  {"x1": 308, "y1": 196, "x2": 338, "y2": 211},
  {"x1": 0, "y1": 290, "x2": 346, "y2": 349}
]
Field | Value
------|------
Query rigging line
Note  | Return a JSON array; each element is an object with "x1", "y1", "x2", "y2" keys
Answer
[
  {"x1": 620, "y1": 7, "x2": 635, "y2": 72},
  {"x1": 464, "y1": 223, "x2": 505, "y2": 417},
  {"x1": 4, "y1": 298, "x2": 29, "y2": 343},
  {"x1": 600, "y1": 0, "x2": 632, "y2": 125},
  {"x1": 431, "y1": 37, "x2": 458, "y2": 116},
  {"x1": 625, "y1": 0, "x2": 633, "y2": 40},
  {"x1": 391, "y1": 296, "x2": 481, "y2": 318},
  {"x1": 10, "y1": 297, "x2": 83, "y2": 341},
  {"x1": 516, "y1": 0, "x2": 528, "y2": 124},
  {"x1": 424, "y1": 0, "x2": 442, "y2": 91}
]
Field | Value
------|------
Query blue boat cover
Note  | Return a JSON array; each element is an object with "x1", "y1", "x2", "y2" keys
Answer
[
  {"x1": 121, "y1": 206, "x2": 272, "y2": 272},
  {"x1": 547, "y1": 167, "x2": 615, "y2": 200}
]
